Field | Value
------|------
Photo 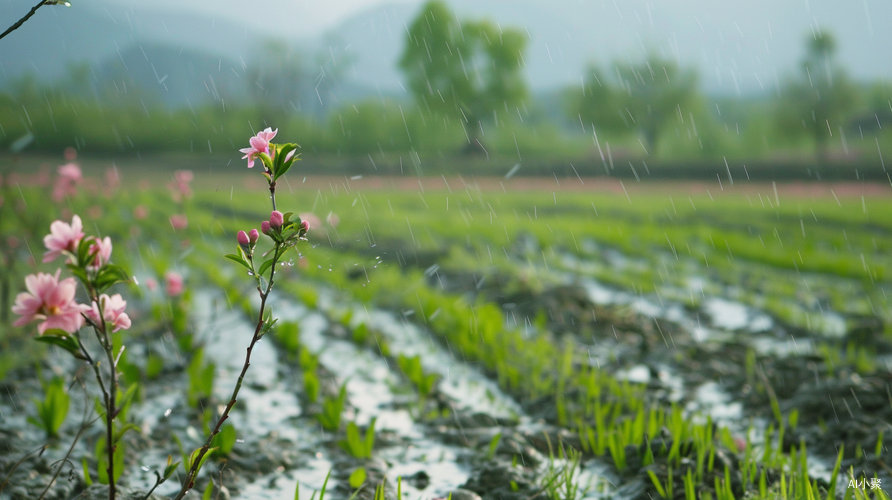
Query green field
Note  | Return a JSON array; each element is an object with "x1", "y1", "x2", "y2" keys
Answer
[{"x1": 1, "y1": 160, "x2": 891, "y2": 500}]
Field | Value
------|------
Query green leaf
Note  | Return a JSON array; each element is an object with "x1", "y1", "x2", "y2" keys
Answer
[
  {"x1": 95, "y1": 437, "x2": 126, "y2": 484},
  {"x1": 257, "y1": 151, "x2": 274, "y2": 173},
  {"x1": 195, "y1": 447, "x2": 218, "y2": 475},
  {"x1": 163, "y1": 457, "x2": 180, "y2": 480},
  {"x1": 348, "y1": 468, "x2": 366, "y2": 489},
  {"x1": 114, "y1": 423, "x2": 141, "y2": 444},
  {"x1": 117, "y1": 383, "x2": 140, "y2": 421},
  {"x1": 364, "y1": 418, "x2": 376, "y2": 456},
  {"x1": 273, "y1": 143, "x2": 300, "y2": 181},
  {"x1": 35, "y1": 334, "x2": 85, "y2": 360},
  {"x1": 202, "y1": 478, "x2": 215, "y2": 500},
  {"x1": 82, "y1": 457, "x2": 93, "y2": 486},
  {"x1": 258, "y1": 257, "x2": 276, "y2": 278},
  {"x1": 212, "y1": 424, "x2": 237, "y2": 456},
  {"x1": 225, "y1": 254, "x2": 252, "y2": 272},
  {"x1": 66, "y1": 264, "x2": 89, "y2": 285},
  {"x1": 76, "y1": 237, "x2": 93, "y2": 266},
  {"x1": 648, "y1": 470, "x2": 667, "y2": 498},
  {"x1": 95, "y1": 264, "x2": 130, "y2": 292}
]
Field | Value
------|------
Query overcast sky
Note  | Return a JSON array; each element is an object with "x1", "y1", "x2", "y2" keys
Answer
[{"x1": 101, "y1": 0, "x2": 418, "y2": 38}]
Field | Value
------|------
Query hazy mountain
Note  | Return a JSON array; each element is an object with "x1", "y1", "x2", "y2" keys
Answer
[
  {"x1": 1, "y1": 0, "x2": 890, "y2": 107},
  {"x1": 0, "y1": 0, "x2": 258, "y2": 85}
]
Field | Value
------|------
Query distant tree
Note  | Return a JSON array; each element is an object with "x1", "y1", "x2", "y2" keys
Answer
[
  {"x1": 776, "y1": 31, "x2": 858, "y2": 161},
  {"x1": 570, "y1": 56, "x2": 699, "y2": 156},
  {"x1": 399, "y1": 0, "x2": 528, "y2": 153},
  {"x1": 247, "y1": 39, "x2": 306, "y2": 127}
]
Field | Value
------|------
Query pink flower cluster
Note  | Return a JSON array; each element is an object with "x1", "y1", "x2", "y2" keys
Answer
[
  {"x1": 169, "y1": 170, "x2": 193, "y2": 202},
  {"x1": 240, "y1": 128, "x2": 277, "y2": 169},
  {"x1": 84, "y1": 294, "x2": 131, "y2": 332},
  {"x1": 13, "y1": 215, "x2": 131, "y2": 335},
  {"x1": 261, "y1": 210, "x2": 284, "y2": 234},
  {"x1": 165, "y1": 271, "x2": 184, "y2": 297},
  {"x1": 52, "y1": 163, "x2": 82, "y2": 202}
]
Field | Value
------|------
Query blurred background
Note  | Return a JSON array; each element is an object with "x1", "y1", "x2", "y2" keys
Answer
[{"x1": 0, "y1": 0, "x2": 890, "y2": 177}]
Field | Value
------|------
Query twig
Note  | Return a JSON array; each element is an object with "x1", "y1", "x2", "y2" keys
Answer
[
  {"x1": 0, "y1": 0, "x2": 48, "y2": 42},
  {"x1": 172, "y1": 261, "x2": 281, "y2": 500},
  {"x1": 38, "y1": 378, "x2": 100, "y2": 500},
  {"x1": 141, "y1": 472, "x2": 164, "y2": 500},
  {"x1": 0, "y1": 444, "x2": 48, "y2": 495}
]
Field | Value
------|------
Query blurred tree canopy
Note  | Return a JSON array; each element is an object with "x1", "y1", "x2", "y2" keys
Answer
[
  {"x1": 399, "y1": 0, "x2": 528, "y2": 153},
  {"x1": 568, "y1": 56, "x2": 699, "y2": 156},
  {"x1": 775, "y1": 31, "x2": 858, "y2": 162}
]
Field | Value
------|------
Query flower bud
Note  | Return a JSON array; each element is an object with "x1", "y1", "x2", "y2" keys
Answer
[
  {"x1": 269, "y1": 210, "x2": 284, "y2": 230},
  {"x1": 248, "y1": 228, "x2": 259, "y2": 244},
  {"x1": 261, "y1": 220, "x2": 271, "y2": 234},
  {"x1": 300, "y1": 220, "x2": 310, "y2": 232},
  {"x1": 237, "y1": 230, "x2": 250, "y2": 246}
]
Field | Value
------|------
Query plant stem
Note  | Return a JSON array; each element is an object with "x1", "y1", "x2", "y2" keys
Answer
[
  {"x1": 269, "y1": 181, "x2": 277, "y2": 212},
  {"x1": 172, "y1": 259, "x2": 280, "y2": 500},
  {"x1": 84, "y1": 293, "x2": 118, "y2": 500},
  {"x1": 102, "y1": 336, "x2": 118, "y2": 500},
  {"x1": 141, "y1": 473, "x2": 163, "y2": 500},
  {"x1": 0, "y1": 0, "x2": 47, "y2": 42}
]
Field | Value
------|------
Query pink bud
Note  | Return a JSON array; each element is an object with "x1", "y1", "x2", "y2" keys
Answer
[
  {"x1": 300, "y1": 220, "x2": 310, "y2": 232},
  {"x1": 269, "y1": 210, "x2": 284, "y2": 230},
  {"x1": 261, "y1": 221, "x2": 271, "y2": 234},
  {"x1": 237, "y1": 230, "x2": 250, "y2": 246},
  {"x1": 249, "y1": 229, "x2": 259, "y2": 244}
]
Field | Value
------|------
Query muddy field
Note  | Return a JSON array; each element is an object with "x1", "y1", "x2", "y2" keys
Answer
[{"x1": 1, "y1": 172, "x2": 891, "y2": 499}]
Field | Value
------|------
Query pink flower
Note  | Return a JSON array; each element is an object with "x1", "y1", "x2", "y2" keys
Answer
[
  {"x1": 145, "y1": 278, "x2": 158, "y2": 292},
  {"x1": 105, "y1": 167, "x2": 121, "y2": 191},
  {"x1": 248, "y1": 229, "x2": 259, "y2": 244},
  {"x1": 84, "y1": 294, "x2": 131, "y2": 333},
  {"x1": 58, "y1": 163, "x2": 82, "y2": 182},
  {"x1": 261, "y1": 220, "x2": 271, "y2": 234},
  {"x1": 299, "y1": 213, "x2": 321, "y2": 232},
  {"x1": 134, "y1": 206, "x2": 149, "y2": 220},
  {"x1": 88, "y1": 236, "x2": 113, "y2": 269},
  {"x1": 12, "y1": 270, "x2": 85, "y2": 334},
  {"x1": 169, "y1": 170, "x2": 193, "y2": 200},
  {"x1": 43, "y1": 215, "x2": 85, "y2": 263},
  {"x1": 52, "y1": 163, "x2": 82, "y2": 202},
  {"x1": 175, "y1": 170, "x2": 193, "y2": 184},
  {"x1": 169, "y1": 214, "x2": 188, "y2": 231},
  {"x1": 300, "y1": 220, "x2": 310, "y2": 232},
  {"x1": 269, "y1": 210, "x2": 284, "y2": 230},
  {"x1": 237, "y1": 230, "x2": 250, "y2": 246},
  {"x1": 239, "y1": 127, "x2": 277, "y2": 169},
  {"x1": 165, "y1": 271, "x2": 184, "y2": 297},
  {"x1": 326, "y1": 212, "x2": 339, "y2": 228}
]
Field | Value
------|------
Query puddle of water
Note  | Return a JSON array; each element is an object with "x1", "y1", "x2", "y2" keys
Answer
[
  {"x1": 353, "y1": 307, "x2": 525, "y2": 421},
  {"x1": 193, "y1": 291, "x2": 303, "y2": 440},
  {"x1": 685, "y1": 381, "x2": 743, "y2": 426},
  {"x1": 704, "y1": 298, "x2": 773, "y2": 332},
  {"x1": 236, "y1": 455, "x2": 334, "y2": 499},
  {"x1": 382, "y1": 442, "x2": 470, "y2": 499}
]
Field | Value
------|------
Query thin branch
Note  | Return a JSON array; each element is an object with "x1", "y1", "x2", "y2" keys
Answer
[
  {"x1": 0, "y1": 0, "x2": 48, "y2": 42},
  {"x1": 172, "y1": 259, "x2": 281, "y2": 500},
  {"x1": 38, "y1": 379, "x2": 100, "y2": 500},
  {"x1": 0, "y1": 445, "x2": 48, "y2": 495}
]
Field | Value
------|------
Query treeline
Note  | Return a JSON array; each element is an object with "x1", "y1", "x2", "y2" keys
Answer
[{"x1": 0, "y1": 0, "x2": 890, "y2": 170}]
